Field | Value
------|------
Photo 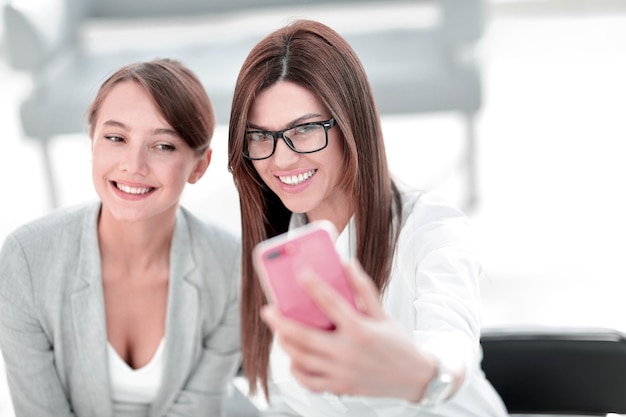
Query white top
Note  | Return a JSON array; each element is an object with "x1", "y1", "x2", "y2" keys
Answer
[
  {"x1": 107, "y1": 338, "x2": 165, "y2": 415},
  {"x1": 264, "y1": 190, "x2": 508, "y2": 416}
]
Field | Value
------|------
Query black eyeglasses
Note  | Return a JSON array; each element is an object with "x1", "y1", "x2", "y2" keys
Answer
[{"x1": 243, "y1": 118, "x2": 336, "y2": 160}]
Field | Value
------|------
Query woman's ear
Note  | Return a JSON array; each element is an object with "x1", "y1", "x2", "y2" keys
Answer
[{"x1": 188, "y1": 148, "x2": 212, "y2": 184}]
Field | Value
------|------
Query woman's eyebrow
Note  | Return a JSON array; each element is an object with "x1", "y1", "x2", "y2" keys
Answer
[
  {"x1": 247, "y1": 113, "x2": 323, "y2": 131},
  {"x1": 100, "y1": 121, "x2": 178, "y2": 138},
  {"x1": 152, "y1": 127, "x2": 179, "y2": 137},
  {"x1": 102, "y1": 120, "x2": 129, "y2": 130}
]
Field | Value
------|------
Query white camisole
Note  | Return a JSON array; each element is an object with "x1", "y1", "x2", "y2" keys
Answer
[{"x1": 107, "y1": 339, "x2": 165, "y2": 416}]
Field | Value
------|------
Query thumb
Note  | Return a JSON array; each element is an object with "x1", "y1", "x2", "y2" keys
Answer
[{"x1": 346, "y1": 260, "x2": 386, "y2": 319}]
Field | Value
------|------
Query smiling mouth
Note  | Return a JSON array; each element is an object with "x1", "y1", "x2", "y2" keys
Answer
[
  {"x1": 113, "y1": 181, "x2": 155, "y2": 195},
  {"x1": 278, "y1": 169, "x2": 317, "y2": 185}
]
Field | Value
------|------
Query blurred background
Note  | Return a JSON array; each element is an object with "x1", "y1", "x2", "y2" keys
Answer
[{"x1": 1, "y1": 0, "x2": 626, "y2": 415}]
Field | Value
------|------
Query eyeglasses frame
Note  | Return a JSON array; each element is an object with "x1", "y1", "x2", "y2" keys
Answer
[{"x1": 243, "y1": 117, "x2": 336, "y2": 160}]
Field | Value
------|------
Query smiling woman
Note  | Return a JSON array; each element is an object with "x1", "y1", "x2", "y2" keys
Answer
[
  {"x1": 227, "y1": 19, "x2": 507, "y2": 417},
  {"x1": 90, "y1": 80, "x2": 208, "y2": 222},
  {"x1": 0, "y1": 59, "x2": 242, "y2": 417}
]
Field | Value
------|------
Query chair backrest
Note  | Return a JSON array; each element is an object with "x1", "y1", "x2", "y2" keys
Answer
[
  {"x1": 3, "y1": 0, "x2": 486, "y2": 72},
  {"x1": 480, "y1": 327, "x2": 626, "y2": 416},
  {"x1": 87, "y1": 0, "x2": 394, "y2": 18},
  {"x1": 85, "y1": 0, "x2": 486, "y2": 43}
]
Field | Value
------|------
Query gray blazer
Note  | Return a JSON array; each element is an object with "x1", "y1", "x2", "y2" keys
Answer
[{"x1": 0, "y1": 202, "x2": 242, "y2": 417}]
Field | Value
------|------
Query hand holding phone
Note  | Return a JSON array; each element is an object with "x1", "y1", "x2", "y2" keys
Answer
[{"x1": 253, "y1": 220, "x2": 357, "y2": 330}]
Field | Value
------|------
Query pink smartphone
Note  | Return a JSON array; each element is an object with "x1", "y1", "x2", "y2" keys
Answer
[{"x1": 253, "y1": 220, "x2": 357, "y2": 330}]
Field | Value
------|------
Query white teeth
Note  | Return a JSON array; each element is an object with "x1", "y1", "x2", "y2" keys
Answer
[
  {"x1": 116, "y1": 183, "x2": 152, "y2": 195},
  {"x1": 279, "y1": 170, "x2": 316, "y2": 185}
]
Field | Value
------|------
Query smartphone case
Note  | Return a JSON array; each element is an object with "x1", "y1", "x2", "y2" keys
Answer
[{"x1": 253, "y1": 220, "x2": 357, "y2": 330}]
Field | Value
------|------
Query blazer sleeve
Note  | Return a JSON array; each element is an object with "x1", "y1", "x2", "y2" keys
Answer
[
  {"x1": 164, "y1": 236, "x2": 243, "y2": 417},
  {"x1": 0, "y1": 235, "x2": 76, "y2": 417}
]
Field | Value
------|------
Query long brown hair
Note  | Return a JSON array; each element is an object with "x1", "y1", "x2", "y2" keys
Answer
[
  {"x1": 227, "y1": 19, "x2": 402, "y2": 397},
  {"x1": 87, "y1": 58, "x2": 215, "y2": 154}
]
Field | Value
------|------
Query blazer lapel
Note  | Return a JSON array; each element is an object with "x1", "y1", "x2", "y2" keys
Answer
[
  {"x1": 70, "y1": 203, "x2": 113, "y2": 417},
  {"x1": 151, "y1": 209, "x2": 199, "y2": 415}
]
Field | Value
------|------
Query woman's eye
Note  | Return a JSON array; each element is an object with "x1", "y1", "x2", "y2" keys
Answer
[
  {"x1": 246, "y1": 132, "x2": 271, "y2": 142},
  {"x1": 156, "y1": 143, "x2": 176, "y2": 152},
  {"x1": 104, "y1": 135, "x2": 123, "y2": 143},
  {"x1": 295, "y1": 124, "x2": 318, "y2": 135}
]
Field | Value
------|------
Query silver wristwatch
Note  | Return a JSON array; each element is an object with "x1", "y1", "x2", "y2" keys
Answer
[{"x1": 418, "y1": 358, "x2": 454, "y2": 407}]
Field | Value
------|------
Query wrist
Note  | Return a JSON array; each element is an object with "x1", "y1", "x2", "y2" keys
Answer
[{"x1": 415, "y1": 356, "x2": 455, "y2": 407}]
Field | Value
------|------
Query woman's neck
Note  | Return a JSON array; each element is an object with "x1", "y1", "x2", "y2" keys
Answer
[
  {"x1": 305, "y1": 191, "x2": 354, "y2": 236},
  {"x1": 97, "y1": 208, "x2": 176, "y2": 272}
]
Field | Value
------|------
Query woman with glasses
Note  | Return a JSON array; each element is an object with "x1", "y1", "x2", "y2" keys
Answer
[
  {"x1": 0, "y1": 59, "x2": 241, "y2": 417},
  {"x1": 227, "y1": 19, "x2": 507, "y2": 417}
]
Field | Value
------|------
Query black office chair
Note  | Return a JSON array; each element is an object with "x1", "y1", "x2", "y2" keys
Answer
[{"x1": 481, "y1": 327, "x2": 626, "y2": 416}]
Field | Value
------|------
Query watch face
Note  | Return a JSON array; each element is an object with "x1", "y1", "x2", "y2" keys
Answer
[{"x1": 419, "y1": 360, "x2": 454, "y2": 406}]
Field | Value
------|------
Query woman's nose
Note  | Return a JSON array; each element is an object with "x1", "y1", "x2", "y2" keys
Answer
[
  {"x1": 120, "y1": 144, "x2": 149, "y2": 175},
  {"x1": 271, "y1": 137, "x2": 300, "y2": 166}
]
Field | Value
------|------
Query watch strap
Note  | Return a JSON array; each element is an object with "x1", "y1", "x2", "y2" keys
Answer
[{"x1": 418, "y1": 358, "x2": 454, "y2": 407}]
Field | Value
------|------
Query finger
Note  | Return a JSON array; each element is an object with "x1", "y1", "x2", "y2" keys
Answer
[
  {"x1": 259, "y1": 304, "x2": 280, "y2": 334},
  {"x1": 287, "y1": 344, "x2": 336, "y2": 380},
  {"x1": 290, "y1": 363, "x2": 348, "y2": 395},
  {"x1": 345, "y1": 261, "x2": 387, "y2": 320},
  {"x1": 261, "y1": 304, "x2": 334, "y2": 357},
  {"x1": 290, "y1": 365, "x2": 329, "y2": 393},
  {"x1": 261, "y1": 304, "x2": 316, "y2": 342},
  {"x1": 261, "y1": 292, "x2": 363, "y2": 366},
  {"x1": 297, "y1": 267, "x2": 361, "y2": 329},
  {"x1": 290, "y1": 363, "x2": 354, "y2": 397}
]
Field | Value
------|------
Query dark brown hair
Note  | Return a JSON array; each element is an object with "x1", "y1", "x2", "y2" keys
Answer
[
  {"x1": 227, "y1": 19, "x2": 402, "y2": 397},
  {"x1": 87, "y1": 58, "x2": 215, "y2": 154}
]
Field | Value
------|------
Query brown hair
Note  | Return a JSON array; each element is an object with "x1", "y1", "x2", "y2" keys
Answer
[
  {"x1": 227, "y1": 19, "x2": 402, "y2": 397},
  {"x1": 87, "y1": 58, "x2": 215, "y2": 154}
]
